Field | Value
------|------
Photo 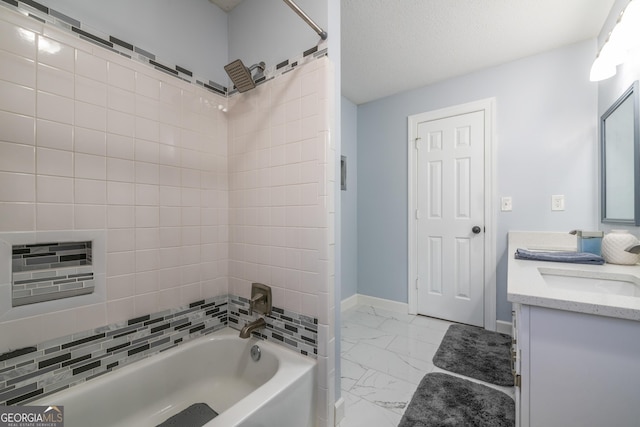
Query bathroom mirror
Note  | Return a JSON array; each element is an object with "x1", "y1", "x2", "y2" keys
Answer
[{"x1": 601, "y1": 81, "x2": 640, "y2": 225}]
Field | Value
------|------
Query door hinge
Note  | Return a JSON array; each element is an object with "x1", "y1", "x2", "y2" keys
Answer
[
  {"x1": 414, "y1": 137, "x2": 421, "y2": 150},
  {"x1": 514, "y1": 374, "x2": 521, "y2": 388},
  {"x1": 415, "y1": 209, "x2": 420, "y2": 219},
  {"x1": 415, "y1": 278, "x2": 419, "y2": 289}
]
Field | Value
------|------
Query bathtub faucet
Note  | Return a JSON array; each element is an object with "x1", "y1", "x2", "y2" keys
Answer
[{"x1": 239, "y1": 317, "x2": 267, "y2": 339}]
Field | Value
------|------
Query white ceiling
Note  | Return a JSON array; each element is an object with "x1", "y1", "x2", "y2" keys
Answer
[{"x1": 211, "y1": 0, "x2": 615, "y2": 105}]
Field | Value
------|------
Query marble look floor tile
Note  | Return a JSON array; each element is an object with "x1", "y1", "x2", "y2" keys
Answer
[
  {"x1": 341, "y1": 321, "x2": 397, "y2": 349},
  {"x1": 341, "y1": 339, "x2": 356, "y2": 354},
  {"x1": 379, "y1": 318, "x2": 447, "y2": 345},
  {"x1": 338, "y1": 391, "x2": 402, "y2": 427},
  {"x1": 349, "y1": 369, "x2": 416, "y2": 414},
  {"x1": 410, "y1": 314, "x2": 453, "y2": 331},
  {"x1": 355, "y1": 305, "x2": 416, "y2": 323},
  {"x1": 341, "y1": 358, "x2": 368, "y2": 392},
  {"x1": 342, "y1": 309, "x2": 387, "y2": 329},
  {"x1": 385, "y1": 334, "x2": 439, "y2": 363},
  {"x1": 342, "y1": 342, "x2": 434, "y2": 385}
]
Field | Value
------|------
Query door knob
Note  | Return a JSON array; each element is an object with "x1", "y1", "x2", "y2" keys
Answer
[{"x1": 472, "y1": 226, "x2": 482, "y2": 234}]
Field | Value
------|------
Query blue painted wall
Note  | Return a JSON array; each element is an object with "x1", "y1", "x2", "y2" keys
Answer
[{"x1": 356, "y1": 40, "x2": 599, "y2": 321}]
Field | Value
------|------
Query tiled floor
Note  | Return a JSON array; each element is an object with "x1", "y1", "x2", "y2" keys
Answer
[{"x1": 337, "y1": 304, "x2": 515, "y2": 427}]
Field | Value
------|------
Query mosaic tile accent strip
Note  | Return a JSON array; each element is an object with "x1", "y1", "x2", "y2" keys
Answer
[
  {"x1": 0, "y1": 0, "x2": 328, "y2": 97},
  {"x1": 228, "y1": 298, "x2": 318, "y2": 359},
  {"x1": 11, "y1": 242, "x2": 94, "y2": 307},
  {"x1": 0, "y1": 294, "x2": 317, "y2": 406},
  {"x1": 0, "y1": 295, "x2": 228, "y2": 406}
]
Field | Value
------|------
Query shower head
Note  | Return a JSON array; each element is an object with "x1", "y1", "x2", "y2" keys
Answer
[{"x1": 224, "y1": 59, "x2": 265, "y2": 93}]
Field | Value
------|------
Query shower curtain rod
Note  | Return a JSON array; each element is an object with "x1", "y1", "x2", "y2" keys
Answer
[{"x1": 282, "y1": 0, "x2": 328, "y2": 40}]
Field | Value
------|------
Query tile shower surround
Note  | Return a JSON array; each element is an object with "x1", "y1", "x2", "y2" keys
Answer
[
  {"x1": 0, "y1": 295, "x2": 318, "y2": 406},
  {"x1": 0, "y1": 3, "x2": 335, "y2": 424}
]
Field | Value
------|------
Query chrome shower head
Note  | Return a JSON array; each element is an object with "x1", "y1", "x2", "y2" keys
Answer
[{"x1": 224, "y1": 59, "x2": 265, "y2": 93}]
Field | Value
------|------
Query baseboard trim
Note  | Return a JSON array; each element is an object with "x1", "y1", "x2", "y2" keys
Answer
[
  {"x1": 496, "y1": 319, "x2": 512, "y2": 336},
  {"x1": 341, "y1": 293, "x2": 408, "y2": 314},
  {"x1": 334, "y1": 396, "x2": 345, "y2": 426},
  {"x1": 340, "y1": 294, "x2": 359, "y2": 312}
]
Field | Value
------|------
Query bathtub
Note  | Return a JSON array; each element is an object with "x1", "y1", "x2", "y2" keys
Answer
[{"x1": 32, "y1": 328, "x2": 316, "y2": 427}]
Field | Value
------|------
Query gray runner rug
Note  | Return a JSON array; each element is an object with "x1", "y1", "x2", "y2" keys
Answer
[
  {"x1": 398, "y1": 372, "x2": 515, "y2": 427},
  {"x1": 432, "y1": 324, "x2": 513, "y2": 386}
]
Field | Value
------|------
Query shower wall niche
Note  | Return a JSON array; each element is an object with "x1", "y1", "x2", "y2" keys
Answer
[{"x1": 12, "y1": 241, "x2": 94, "y2": 306}]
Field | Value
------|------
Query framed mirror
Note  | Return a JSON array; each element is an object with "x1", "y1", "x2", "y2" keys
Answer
[{"x1": 601, "y1": 81, "x2": 640, "y2": 225}]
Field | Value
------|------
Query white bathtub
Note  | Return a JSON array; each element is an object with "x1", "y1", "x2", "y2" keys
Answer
[{"x1": 32, "y1": 328, "x2": 316, "y2": 427}]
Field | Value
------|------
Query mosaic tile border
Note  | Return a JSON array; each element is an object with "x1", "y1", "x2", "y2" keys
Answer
[
  {"x1": 12, "y1": 242, "x2": 94, "y2": 307},
  {"x1": 0, "y1": 0, "x2": 328, "y2": 97},
  {"x1": 0, "y1": 294, "x2": 318, "y2": 406},
  {"x1": 228, "y1": 297, "x2": 318, "y2": 358},
  {"x1": 0, "y1": 295, "x2": 229, "y2": 406}
]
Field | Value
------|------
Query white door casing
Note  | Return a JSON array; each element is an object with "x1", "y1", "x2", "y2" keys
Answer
[{"x1": 408, "y1": 99, "x2": 496, "y2": 330}]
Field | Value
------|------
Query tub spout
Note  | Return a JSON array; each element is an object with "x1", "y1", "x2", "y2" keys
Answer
[{"x1": 239, "y1": 317, "x2": 266, "y2": 339}]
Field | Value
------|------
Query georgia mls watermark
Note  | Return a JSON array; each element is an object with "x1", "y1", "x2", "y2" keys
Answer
[{"x1": 0, "y1": 406, "x2": 64, "y2": 427}]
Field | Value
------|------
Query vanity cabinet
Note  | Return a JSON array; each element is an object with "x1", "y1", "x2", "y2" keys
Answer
[{"x1": 512, "y1": 303, "x2": 640, "y2": 427}]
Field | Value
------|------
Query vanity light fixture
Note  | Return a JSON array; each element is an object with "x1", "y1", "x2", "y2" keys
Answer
[{"x1": 590, "y1": 0, "x2": 640, "y2": 81}]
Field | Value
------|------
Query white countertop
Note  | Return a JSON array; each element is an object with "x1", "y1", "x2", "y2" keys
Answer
[{"x1": 507, "y1": 231, "x2": 640, "y2": 321}]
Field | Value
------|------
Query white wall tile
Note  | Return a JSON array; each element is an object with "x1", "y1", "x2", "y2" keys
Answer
[
  {"x1": 0, "y1": 20, "x2": 36, "y2": 59},
  {"x1": 75, "y1": 178, "x2": 106, "y2": 204},
  {"x1": 135, "y1": 183, "x2": 159, "y2": 206},
  {"x1": 36, "y1": 119, "x2": 72, "y2": 151},
  {"x1": 107, "y1": 181, "x2": 134, "y2": 205},
  {"x1": 0, "y1": 80, "x2": 35, "y2": 116},
  {"x1": 37, "y1": 147, "x2": 72, "y2": 177},
  {"x1": 106, "y1": 297, "x2": 134, "y2": 323},
  {"x1": 37, "y1": 90, "x2": 72, "y2": 124},
  {"x1": 74, "y1": 204, "x2": 106, "y2": 229},
  {"x1": 136, "y1": 248, "x2": 158, "y2": 272},
  {"x1": 37, "y1": 63, "x2": 73, "y2": 98},
  {"x1": 107, "y1": 228, "x2": 135, "y2": 253},
  {"x1": 135, "y1": 161, "x2": 159, "y2": 185},
  {"x1": 107, "y1": 251, "x2": 135, "y2": 277},
  {"x1": 134, "y1": 139, "x2": 159, "y2": 164},
  {"x1": 37, "y1": 175, "x2": 72, "y2": 203},
  {"x1": 135, "y1": 117, "x2": 159, "y2": 142},
  {"x1": 0, "y1": 172, "x2": 34, "y2": 202},
  {"x1": 0, "y1": 50, "x2": 35, "y2": 87},
  {"x1": 136, "y1": 94, "x2": 159, "y2": 121},
  {"x1": 107, "y1": 62, "x2": 135, "y2": 91},
  {"x1": 106, "y1": 205, "x2": 134, "y2": 228},
  {"x1": 0, "y1": 142, "x2": 35, "y2": 173},
  {"x1": 36, "y1": 203, "x2": 73, "y2": 230},
  {"x1": 0, "y1": 111, "x2": 34, "y2": 146},
  {"x1": 38, "y1": 36, "x2": 73, "y2": 72},
  {"x1": 75, "y1": 49, "x2": 107, "y2": 82},
  {"x1": 107, "y1": 109, "x2": 135, "y2": 137},
  {"x1": 75, "y1": 127, "x2": 106, "y2": 156},
  {"x1": 76, "y1": 75, "x2": 107, "y2": 107},
  {"x1": 160, "y1": 207, "x2": 181, "y2": 227},
  {"x1": 136, "y1": 72, "x2": 160, "y2": 99},
  {"x1": 75, "y1": 101, "x2": 106, "y2": 131},
  {"x1": 136, "y1": 206, "x2": 159, "y2": 228},
  {"x1": 0, "y1": 202, "x2": 35, "y2": 231},
  {"x1": 106, "y1": 133, "x2": 134, "y2": 160},
  {"x1": 107, "y1": 157, "x2": 134, "y2": 182},
  {"x1": 75, "y1": 153, "x2": 106, "y2": 180},
  {"x1": 106, "y1": 274, "x2": 134, "y2": 300},
  {"x1": 135, "y1": 271, "x2": 158, "y2": 295},
  {"x1": 107, "y1": 85, "x2": 135, "y2": 114}
]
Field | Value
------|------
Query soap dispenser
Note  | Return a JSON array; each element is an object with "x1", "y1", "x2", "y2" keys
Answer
[{"x1": 569, "y1": 230, "x2": 603, "y2": 256}]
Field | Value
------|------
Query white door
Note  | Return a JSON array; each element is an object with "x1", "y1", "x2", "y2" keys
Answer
[{"x1": 415, "y1": 110, "x2": 485, "y2": 326}]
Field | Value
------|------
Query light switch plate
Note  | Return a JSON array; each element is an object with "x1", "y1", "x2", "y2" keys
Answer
[
  {"x1": 551, "y1": 194, "x2": 565, "y2": 211},
  {"x1": 501, "y1": 196, "x2": 512, "y2": 212}
]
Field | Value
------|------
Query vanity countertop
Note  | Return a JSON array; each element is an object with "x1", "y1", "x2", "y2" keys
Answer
[{"x1": 507, "y1": 231, "x2": 640, "y2": 321}]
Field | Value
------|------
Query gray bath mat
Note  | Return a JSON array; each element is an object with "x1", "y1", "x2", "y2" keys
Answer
[
  {"x1": 398, "y1": 372, "x2": 515, "y2": 427},
  {"x1": 156, "y1": 403, "x2": 218, "y2": 427},
  {"x1": 432, "y1": 324, "x2": 513, "y2": 386}
]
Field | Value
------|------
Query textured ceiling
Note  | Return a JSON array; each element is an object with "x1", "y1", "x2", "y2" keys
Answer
[
  {"x1": 342, "y1": 0, "x2": 614, "y2": 104},
  {"x1": 209, "y1": 0, "x2": 614, "y2": 105}
]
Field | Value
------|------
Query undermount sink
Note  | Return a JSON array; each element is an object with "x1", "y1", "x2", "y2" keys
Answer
[{"x1": 539, "y1": 268, "x2": 640, "y2": 298}]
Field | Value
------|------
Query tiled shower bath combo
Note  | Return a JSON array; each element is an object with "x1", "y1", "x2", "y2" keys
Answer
[{"x1": 0, "y1": 0, "x2": 336, "y2": 425}]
